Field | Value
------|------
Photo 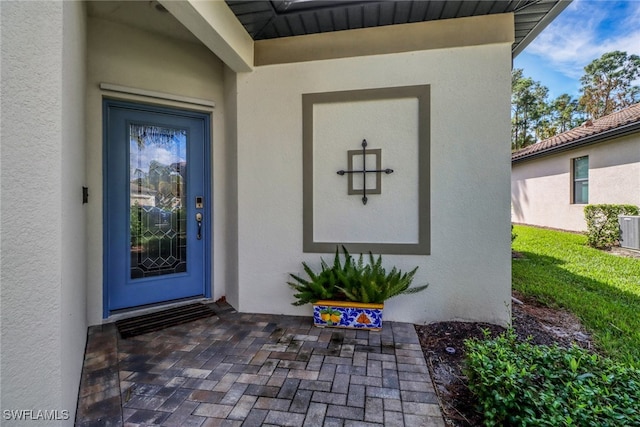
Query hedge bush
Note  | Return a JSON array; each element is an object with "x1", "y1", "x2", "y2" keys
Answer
[
  {"x1": 583, "y1": 204, "x2": 639, "y2": 249},
  {"x1": 465, "y1": 330, "x2": 640, "y2": 427}
]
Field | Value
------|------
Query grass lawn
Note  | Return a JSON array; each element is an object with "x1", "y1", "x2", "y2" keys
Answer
[{"x1": 512, "y1": 225, "x2": 640, "y2": 366}]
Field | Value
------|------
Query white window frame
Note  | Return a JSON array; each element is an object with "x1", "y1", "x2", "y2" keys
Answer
[{"x1": 572, "y1": 156, "x2": 589, "y2": 204}]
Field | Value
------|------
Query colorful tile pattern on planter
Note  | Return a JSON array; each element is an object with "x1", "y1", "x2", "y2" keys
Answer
[{"x1": 313, "y1": 300, "x2": 383, "y2": 330}]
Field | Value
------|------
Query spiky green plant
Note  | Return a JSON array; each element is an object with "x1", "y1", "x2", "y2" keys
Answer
[
  {"x1": 287, "y1": 247, "x2": 347, "y2": 306},
  {"x1": 336, "y1": 252, "x2": 427, "y2": 303},
  {"x1": 288, "y1": 246, "x2": 428, "y2": 305}
]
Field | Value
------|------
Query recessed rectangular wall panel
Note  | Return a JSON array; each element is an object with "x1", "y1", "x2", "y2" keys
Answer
[{"x1": 303, "y1": 85, "x2": 430, "y2": 254}]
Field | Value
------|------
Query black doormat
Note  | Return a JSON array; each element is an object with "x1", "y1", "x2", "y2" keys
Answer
[{"x1": 116, "y1": 302, "x2": 216, "y2": 339}]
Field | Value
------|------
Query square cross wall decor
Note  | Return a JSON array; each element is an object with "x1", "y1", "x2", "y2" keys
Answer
[
  {"x1": 302, "y1": 85, "x2": 430, "y2": 255},
  {"x1": 338, "y1": 140, "x2": 394, "y2": 204}
]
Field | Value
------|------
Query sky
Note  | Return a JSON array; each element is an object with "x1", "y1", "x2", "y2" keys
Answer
[
  {"x1": 513, "y1": 0, "x2": 640, "y2": 100},
  {"x1": 130, "y1": 134, "x2": 186, "y2": 175}
]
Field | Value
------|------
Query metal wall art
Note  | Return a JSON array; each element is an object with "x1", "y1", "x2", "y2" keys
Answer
[{"x1": 337, "y1": 139, "x2": 393, "y2": 205}]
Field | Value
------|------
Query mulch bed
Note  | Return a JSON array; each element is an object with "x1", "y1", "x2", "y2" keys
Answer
[{"x1": 415, "y1": 291, "x2": 594, "y2": 426}]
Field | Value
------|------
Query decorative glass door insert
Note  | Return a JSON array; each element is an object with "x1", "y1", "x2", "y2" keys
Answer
[{"x1": 130, "y1": 124, "x2": 188, "y2": 279}]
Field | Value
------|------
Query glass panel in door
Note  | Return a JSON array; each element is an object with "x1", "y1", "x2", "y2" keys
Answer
[{"x1": 129, "y1": 124, "x2": 188, "y2": 279}]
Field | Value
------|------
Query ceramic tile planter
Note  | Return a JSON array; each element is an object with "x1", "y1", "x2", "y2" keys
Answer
[{"x1": 313, "y1": 300, "x2": 383, "y2": 330}]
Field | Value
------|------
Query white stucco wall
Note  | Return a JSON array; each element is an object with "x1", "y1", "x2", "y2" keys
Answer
[
  {"x1": 313, "y1": 98, "x2": 420, "y2": 244},
  {"x1": 59, "y1": 2, "x2": 88, "y2": 419},
  {"x1": 234, "y1": 42, "x2": 513, "y2": 325},
  {"x1": 85, "y1": 16, "x2": 230, "y2": 324},
  {"x1": 512, "y1": 134, "x2": 640, "y2": 232},
  {"x1": 1, "y1": 1, "x2": 86, "y2": 424},
  {"x1": 223, "y1": 65, "x2": 240, "y2": 309}
]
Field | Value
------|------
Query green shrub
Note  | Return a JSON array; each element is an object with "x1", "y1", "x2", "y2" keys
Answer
[
  {"x1": 465, "y1": 330, "x2": 640, "y2": 427},
  {"x1": 584, "y1": 204, "x2": 639, "y2": 248},
  {"x1": 287, "y1": 246, "x2": 427, "y2": 305}
]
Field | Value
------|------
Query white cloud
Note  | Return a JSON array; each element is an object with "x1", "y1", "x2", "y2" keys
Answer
[
  {"x1": 526, "y1": 0, "x2": 640, "y2": 80},
  {"x1": 130, "y1": 142, "x2": 186, "y2": 175}
]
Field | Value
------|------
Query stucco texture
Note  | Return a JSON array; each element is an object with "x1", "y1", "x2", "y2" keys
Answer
[
  {"x1": 312, "y1": 96, "x2": 420, "y2": 244},
  {"x1": 512, "y1": 134, "x2": 640, "y2": 232},
  {"x1": 234, "y1": 42, "x2": 513, "y2": 326},
  {"x1": 85, "y1": 16, "x2": 230, "y2": 325},
  {"x1": 1, "y1": 1, "x2": 86, "y2": 424}
]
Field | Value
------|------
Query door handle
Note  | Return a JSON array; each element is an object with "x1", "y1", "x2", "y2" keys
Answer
[{"x1": 195, "y1": 212, "x2": 203, "y2": 240}]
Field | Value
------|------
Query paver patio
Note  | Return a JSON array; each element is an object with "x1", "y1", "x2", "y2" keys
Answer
[{"x1": 76, "y1": 303, "x2": 445, "y2": 426}]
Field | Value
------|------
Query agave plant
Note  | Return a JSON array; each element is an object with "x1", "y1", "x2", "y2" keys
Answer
[{"x1": 288, "y1": 246, "x2": 428, "y2": 306}]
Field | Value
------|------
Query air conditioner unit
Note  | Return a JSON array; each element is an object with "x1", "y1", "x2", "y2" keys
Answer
[{"x1": 619, "y1": 215, "x2": 640, "y2": 250}]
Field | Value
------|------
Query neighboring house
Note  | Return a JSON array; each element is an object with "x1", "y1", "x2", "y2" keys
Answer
[
  {"x1": 512, "y1": 103, "x2": 640, "y2": 231},
  {"x1": 1, "y1": 1, "x2": 567, "y2": 423},
  {"x1": 130, "y1": 183, "x2": 157, "y2": 207}
]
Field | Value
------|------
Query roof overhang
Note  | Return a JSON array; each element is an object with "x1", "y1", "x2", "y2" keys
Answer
[
  {"x1": 512, "y1": 121, "x2": 640, "y2": 164},
  {"x1": 95, "y1": 1, "x2": 571, "y2": 73},
  {"x1": 254, "y1": 12, "x2": 514, "y2": 66},
  {"x1": 159, "y1": 0, "x2": 255, "y2": 72},
  {"x1": 227, "y1": 0, "x2": 571, "y2": 58}
]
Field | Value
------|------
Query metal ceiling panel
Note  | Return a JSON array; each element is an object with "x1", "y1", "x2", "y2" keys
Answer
[
  {"x1": 237, "y1": 11, "x2": 273, "y2": 26},
  {"x1": 289, "y1": 14, "x2": 306, "y2": 35},
  {"x1": 331, "y1": 9, "x2": 350, "y2": 30},
  {"x1": 377, "y1": 2, "x2": 396, "y2": 26},
  {"x1": 316, "y1": 10, "x2": 335, "y2": 32},
  {"x1": 225, "y1": 0, "x2": 571, "y2": 56},
  {"x1": 516, "y1": 13, "x2": 548, "y2": 23},
  {"x1": 230, "y1": 1, "x2": 272, "y2": 15},
  {"x1": 517, "y1": 1, "x2": 560, "y2": 13},
  {"x1": 423, "y1": 1, "x2": 447, "y2": 20},
  {"x1": 301, "y1": 12, "x2": 320, "y2": 33},
  {"x1": 363, "y1": 2, "x2": 381, "y2": 27},
  {"x1": 347, "y1": 5, "x2": 364, "y2": 28},
  {"x1": 408, "y1": 1, "x2": 429, "y2": 22},
  {"x1": 457, "y1": 1, "x2": 481, "y2": 18},
  {"x1": 441, "y1": 1, "x2": 464, "y2": 20},
  {"x1": 487, "y1": 1, "x2": 512, "y2": 14},
  {"x1": 396, "y1": 1, "x2": 414, "y2": 22},
  {"x1": 472, "y1": 1, "x2": 496, "y2": 15}
]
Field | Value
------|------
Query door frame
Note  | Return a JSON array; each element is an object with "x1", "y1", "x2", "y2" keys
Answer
[{"x1": 102, "y1": 98, "x2": 212, "y2": 318}]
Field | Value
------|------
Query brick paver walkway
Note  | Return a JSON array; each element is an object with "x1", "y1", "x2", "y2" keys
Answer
[{"x1": 76, "y1": 305, "x2": 445, "y2": 426}]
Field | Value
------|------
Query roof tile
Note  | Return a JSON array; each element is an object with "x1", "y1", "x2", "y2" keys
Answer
[{"x1": 512, "y1": 102, "x2": 640, "y2": 161}]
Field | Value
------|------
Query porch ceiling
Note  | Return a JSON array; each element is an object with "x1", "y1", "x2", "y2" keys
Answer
[
  {"x1": 225, "y1": 0, "x2": 571, "y2": 57},
  {"x1": 87, "y1": 1, "x2": 570, "y2": 72}
]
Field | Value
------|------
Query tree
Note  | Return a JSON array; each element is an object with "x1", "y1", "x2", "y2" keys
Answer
[
  {"x1": 511, "y1": 69, "x2": 549, "y2": 150},
  {"x1": 549, "y1": 93, "x2": 585, "y2": 133},
  {"x1": 579, "y1": 51, "x2": 640, "y2": 119}
]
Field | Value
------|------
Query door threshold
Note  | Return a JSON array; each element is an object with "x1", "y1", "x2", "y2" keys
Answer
[{"x1": 105, "y1": 296, "x2": 214, "y2": 323}]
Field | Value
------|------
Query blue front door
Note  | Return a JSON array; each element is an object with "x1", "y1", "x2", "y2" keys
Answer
[{"x1": 104, "y1": 100, "x2": 210, "y2": 315}]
